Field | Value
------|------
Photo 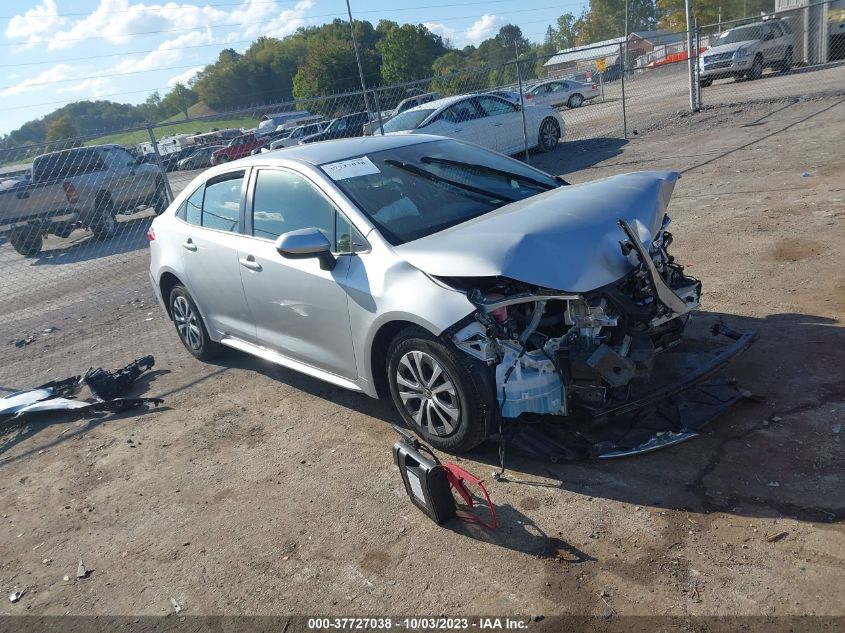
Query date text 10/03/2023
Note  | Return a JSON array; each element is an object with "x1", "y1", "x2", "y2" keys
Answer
[{"x1": 307, "y1": 617, "x2": 531, "y2": 630}]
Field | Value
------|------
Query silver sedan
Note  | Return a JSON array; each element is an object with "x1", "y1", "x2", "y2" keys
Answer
[{"x1": 149, "y1": 135, "x2": 712, "y2": 453}]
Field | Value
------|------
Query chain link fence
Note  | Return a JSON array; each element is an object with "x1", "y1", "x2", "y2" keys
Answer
[{"x1": 1, "y1": 0, "x2": 843, "y2": 394}]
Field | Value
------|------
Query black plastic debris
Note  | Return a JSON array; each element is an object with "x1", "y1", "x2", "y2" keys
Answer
[
  {"x1": 84, "y1": 355, "x2": 154, "y2": 401},
  {"x1": 0, "y1": 356, "x2": 162, "y2": 425}
]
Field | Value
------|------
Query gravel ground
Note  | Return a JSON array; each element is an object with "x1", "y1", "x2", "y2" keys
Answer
[{"x1": 0, "y1": 92, "x2": 843, "y2": 623}]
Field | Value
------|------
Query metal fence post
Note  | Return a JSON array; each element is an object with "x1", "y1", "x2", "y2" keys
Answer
[
  {"x1": 514, "y1": 47, "x2": 530, "y2": 164},
  {"x1": 685, "y1": 0, "x2": 696, "y2": 112},
  {"x1": 147, "y1": 125, "x2": 173, "y2": 202},
  {"x1": 619, "y1": 42, "x2": 628, "y2": 140},
  {"x1": 371, "y1": 89, "x2": 385, "y2": 135},
  {"x1": 695, "y1": 24, "x2": 703, "y2": 110}
]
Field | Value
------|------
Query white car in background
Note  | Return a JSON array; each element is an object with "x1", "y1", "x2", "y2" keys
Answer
[
  {"x1": 380, "y1": 94, "x2": 565, "y2": 154},
  {"x1": 524, "y1": 78, "x2": 600, "y2": 109},
  {"x1": 264, "y1": 122, "x2": 328, "y2": 151}
]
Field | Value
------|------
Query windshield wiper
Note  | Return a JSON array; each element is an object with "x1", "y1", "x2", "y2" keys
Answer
[
  {"x1": 383, "y1": 159, "x2": 517, "y2": 203},
  {"x1": 419, "y1": 156, "x2": 558, "y2": 191}
]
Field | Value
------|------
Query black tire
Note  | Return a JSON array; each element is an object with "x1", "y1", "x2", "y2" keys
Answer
[
  {"x1": 567, "y1": 93, "x2": 584, "y2": 108},
  {"x1": 169, "y1": 285, "x2": 220, "y2": 361},
  {"x1": 537, "y1": 117, "x2": 561, "y2": 153},
  {"x1": 699, "y1": 77, "x2": 713, "y2": 88},
  {"x1": 152, "y1": 178, "x2": 169, "y2": 215},
  {"x1": 779, "y1": 47, "x2": 793, "y2": 72},
  {"x1": 748, "y1": 55, "x2": 764, "y2": 80},
  {"x1": 90, "y1": 194, "x2": 117, "y2": 240},
  {"x1": 9, "y1": 227, "x2": 43, "y2": 258},
  {"x1": 386, "y1": 326, "x2": 496, "y2": 453}
]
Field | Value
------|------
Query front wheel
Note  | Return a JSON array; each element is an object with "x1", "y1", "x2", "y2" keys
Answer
[
  {"x1": 537, "y1": 117, "x2": 561, "y2": 153},
  {"x1": 169, "y1": 285, "x2": 220, "y2": 361},
  {"x1": 567, "y1": 93, "x2": 584, "y2": 108},
  {"x1": 748, "y1": 55, "x2": 764, "y2": 80},
  {"x1": 387, "y1": 326, "x2": 495, "y2": 453}
]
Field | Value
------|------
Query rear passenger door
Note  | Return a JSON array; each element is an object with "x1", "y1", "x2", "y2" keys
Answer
[
  {"x1": 476, "y1": 95, "x2": 523, "y2": 154},
  {"x1": 237, "y1": 168, "x2": 361, "y2": 379},
  {"x1": 175, "y1": 169, "x2": 257, "y2": 342}
]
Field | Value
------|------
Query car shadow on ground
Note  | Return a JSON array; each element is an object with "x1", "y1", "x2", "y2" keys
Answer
[
  {"x1": 530, "y1": 137, "x2": 628, "y2": 176},
  {"x1": 0, "y1": 369, "x2": 171, "y2": 466},
  {"x1": 33, "y1": 213, "x2": 154, "y2": 266}
]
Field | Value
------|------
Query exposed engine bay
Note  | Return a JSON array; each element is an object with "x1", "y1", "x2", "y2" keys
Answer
[{"x1": 445, "y1": 216, "x2": 705, "y2": 419}]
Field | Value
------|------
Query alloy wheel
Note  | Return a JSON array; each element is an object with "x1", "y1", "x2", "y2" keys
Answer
[
  {"x1": 173, "y1": 295, "x2": 202, "y2": 350},
  {"x1": 540, "y1": 119, "x2": 559, "y2": 151},
  {"x1": 395, "y1": 350, "x2": 461, "y2": 436}
]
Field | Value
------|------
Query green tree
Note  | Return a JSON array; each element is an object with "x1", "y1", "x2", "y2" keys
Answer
[
  {"x1": 377, "y1": 24, "x2": 446, "y2": 84},
  {"x1": 45, "y1": 115, "x2": 78, "y2": 142},
  {"x1": 556, "y1": 13, "x2": 578, "y2": 48}
]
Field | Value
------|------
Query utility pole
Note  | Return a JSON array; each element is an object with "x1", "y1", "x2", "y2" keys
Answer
[
  {"x1": 624, "y1": 0, "x2": 629, "y2": 40},
  {"x1": 345, "y1": 0, "x2": 380, "y2": 131}
]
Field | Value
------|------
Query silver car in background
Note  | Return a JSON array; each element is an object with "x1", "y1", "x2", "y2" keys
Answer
[
  {"x1": 148, "y1": 135, "x2": 748, "y2": 454},
  {"x1": 524, "y1": 78, "x2": 600, "y2": 109}
]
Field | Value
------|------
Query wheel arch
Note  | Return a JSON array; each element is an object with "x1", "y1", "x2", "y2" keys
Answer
[
  {"x1": 158, "y1": 270, "x2": 184, "y2": 320},
  {"x1": 368, "y1": 318, "x2": 435, "y2": 398}
]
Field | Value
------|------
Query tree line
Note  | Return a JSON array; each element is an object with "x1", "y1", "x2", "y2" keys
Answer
[{"x1": 1, "y1": 0, "x2": 773, "y2": 152}]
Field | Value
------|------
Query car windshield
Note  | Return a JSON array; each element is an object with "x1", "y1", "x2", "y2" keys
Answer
[
  {"x1": 323, "y1": 139, "x2": 561, "y2": 245},
  {"x1": 717, "y1": 25, "x2": 764, "y2": 44},
  {"x1": 382, "y1": 108, "x2": 436, "y2": 133}
]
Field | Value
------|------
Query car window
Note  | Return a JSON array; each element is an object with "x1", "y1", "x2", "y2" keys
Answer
[
  {"x1": 383, "y1": 108, "x2": 436, "y2": 132},
  {"x1": 476, "y1": 96, "x2": 516, "y2": 117},
  {"x1": 769, "y1": 22, "x2": 783, "y2": 37},
  {"x1": 181, "y1": 185, "x2": 204, "y2": 225},
  {"x1": 251, "y1": 169, "x2": 337, "y2": 248},
  {"x1": 443, "y1": 100, "x2": 482, "y2": 123},
  {"x1": 202, "y1": 172, "x2": 244, "y2": 233},
  {"x1": 103, "y1": 147, "x2": 135, "y2": 167}
]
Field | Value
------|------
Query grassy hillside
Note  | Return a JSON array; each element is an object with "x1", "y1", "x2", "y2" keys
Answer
[{"x1": 84, "y1": 107, "x2": 261, "y2": 148}]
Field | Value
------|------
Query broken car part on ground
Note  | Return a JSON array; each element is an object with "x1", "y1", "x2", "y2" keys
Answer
[{"x1": 0, "y1": 356, "x2": 163, "y2": 424}]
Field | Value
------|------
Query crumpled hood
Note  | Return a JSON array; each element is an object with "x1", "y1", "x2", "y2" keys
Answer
[{"x1": 393, "y1": 171, "x2": 679, "y2": 293}]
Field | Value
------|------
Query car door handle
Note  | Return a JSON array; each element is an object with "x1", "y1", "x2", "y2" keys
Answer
[
  {"x1": 239, "y1": 256, "x2": 262, "y2": 272},
  {"x1": 181, "y1": 239, "x2": 197, "y2": 252}
]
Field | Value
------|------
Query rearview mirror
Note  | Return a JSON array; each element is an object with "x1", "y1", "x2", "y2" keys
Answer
[{"x1": 275, "y1": 228, "x2": 335, "y2": 271}]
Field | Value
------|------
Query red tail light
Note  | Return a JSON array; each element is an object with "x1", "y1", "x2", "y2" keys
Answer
[
  {"x1": 592, "y1": 84, "x2": 599, "y2": 90},
  {"x1": 146, "y1": 228, "x2": 155, "y2": 241},
  {"x1": 62, "y1": 180, "x2": 78, "y2": 203}
]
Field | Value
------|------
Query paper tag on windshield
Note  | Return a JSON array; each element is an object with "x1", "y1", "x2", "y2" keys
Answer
[{"x1": 322, "y1": 156, "x2": 380, "y2": 180}]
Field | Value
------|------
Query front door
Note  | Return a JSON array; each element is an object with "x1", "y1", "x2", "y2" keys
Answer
[
  {"x1": 237, "y1": 168, "x2": 359, "y2": 379},
  {"x1": 476, "y1": 95, "x2": 523, "y2": 154}
]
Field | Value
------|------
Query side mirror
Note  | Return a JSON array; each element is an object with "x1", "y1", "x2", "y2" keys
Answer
[{"x1": 275, "y1": 228, "x2": 336, "y2": 271}]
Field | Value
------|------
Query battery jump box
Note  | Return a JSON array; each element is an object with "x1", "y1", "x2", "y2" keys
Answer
[{"x1": 392, "y1": 425, "x2": 496, "y2": 528}]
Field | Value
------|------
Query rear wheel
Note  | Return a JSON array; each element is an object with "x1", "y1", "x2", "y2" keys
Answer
[
  {"x1": 9, "y1": 227, "x2": 43, "y2": 258},
  {"x1": 151, "y1": 178, "x2": 169, "y2": 215},
  {"x1": 169, "y1": 285, "x2": 220, "y2": 361},
  {"x1": 90, "y1": 195, "x2": 117, "y2": 240},
  {"x1": 387, "y1": 326, "x2": 495, "y2": 453},
  {"x1": 537, "y1": 117, "x2": 561, "y2": 153},
  {"x1": 567, "y1": 93, "x2": 584, "y2": 108}
]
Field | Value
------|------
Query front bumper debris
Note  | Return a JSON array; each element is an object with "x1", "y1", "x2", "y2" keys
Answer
[{"x1": 500, "y1": 324, "x2": 758, "y2": 461}]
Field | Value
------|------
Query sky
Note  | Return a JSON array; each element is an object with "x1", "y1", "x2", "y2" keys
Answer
[{"x1": 0, "y1": 0, "x2": 589, "y2": 135}]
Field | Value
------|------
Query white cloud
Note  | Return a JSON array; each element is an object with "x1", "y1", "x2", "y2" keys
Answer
[
  {"x1": 168, "y1": 65, "x2": 206, "y2": 87},
  {"x1": 0, "y1": 63, "x2": 74, "y2": 97},
  {"x1": 56, "y1": 77, "x2": 112, "y2": 97},
  {"x1": 465, "y1": 14, "x2": 503, "y2": 45},
  {"x1": 425, "y1": 15, "x2": 503, "y2": 47},
  {"x1": 39, "y1": 0, "x2": 315, "y2": 51},
  {"x1": 112, "y1": 29, "x2": 215, "y2": 74},
  {"x1": 4, "y1": 0, "x2": 66, "y2": 47}
]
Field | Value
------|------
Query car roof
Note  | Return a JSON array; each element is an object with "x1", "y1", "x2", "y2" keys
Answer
[
  {"x1": 402, "y1": 94, "x2": 475, "y2": 115},
  {"x1": 232, "y1": 134, "x2": 443, "y2": 167}
]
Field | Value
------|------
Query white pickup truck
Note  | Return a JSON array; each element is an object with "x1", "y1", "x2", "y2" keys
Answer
[{"x1": 0, "y1": 144, "x2": 167, "y2": 257}]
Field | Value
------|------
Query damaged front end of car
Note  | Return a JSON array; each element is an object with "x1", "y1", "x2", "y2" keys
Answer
[{"x1": 440, "y1": 214, "x2": 756, "y2": 459}]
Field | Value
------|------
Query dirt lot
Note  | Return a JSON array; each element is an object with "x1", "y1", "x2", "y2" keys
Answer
[{"x1": 1, "y1": 92, "x2": 844, "y2": 622}]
